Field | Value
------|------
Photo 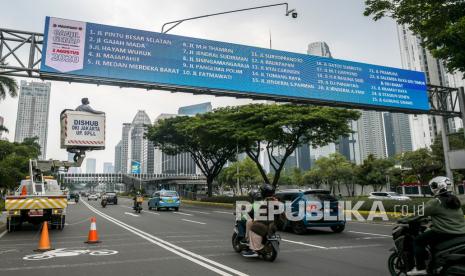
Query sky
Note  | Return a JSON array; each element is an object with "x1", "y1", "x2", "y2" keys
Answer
[{"x1": 0, "y1": 0, "x2": 402, "y2": 172}]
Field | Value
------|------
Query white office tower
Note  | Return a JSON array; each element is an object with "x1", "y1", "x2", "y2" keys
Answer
[
  {"x1": 307, "y1": 42, "x2": 332, "y2": 58},
  {"x1": 103, "y1": 162, "x2": 114, "y2": 173},
  {"x1": 358, "y1": 111, "x2": 388, "y2": 160},
  {"x1": 114, "y1": 140, "x2": 122, "y2": 173},
  {"x1": 120, "y1": 123, "x2": 131, "y2": 173},
  {"x1": 129, "y1": 110, "x2": 152, "y2": 174},
  {"x1": 14, "y1": 81, "x2": 51, "y2": 159},
  {"x1": 397, "y1": 24, "x2": 464, "y2": 149},
  {"x1": 86, "y1": 158, "x2": 96, "y2": 173}
]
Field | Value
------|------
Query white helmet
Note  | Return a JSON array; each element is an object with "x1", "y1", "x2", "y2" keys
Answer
[{"x1": 428, "y1": 176, "x2": 451, "y2": 195}]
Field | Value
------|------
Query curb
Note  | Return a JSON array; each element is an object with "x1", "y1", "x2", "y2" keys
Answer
[{"x1": 181, "y1": 200, "x2": 234, "y2": 209}]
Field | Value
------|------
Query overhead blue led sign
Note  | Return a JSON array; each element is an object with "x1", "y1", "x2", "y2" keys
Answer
[{"x1": 41, "y1": 17, "x2": 429, "y2": 111}]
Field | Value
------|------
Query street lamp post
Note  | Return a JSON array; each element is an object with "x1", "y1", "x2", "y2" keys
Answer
[{"x1": 161, "y1": 2, "x2": 297, "y2": 34}]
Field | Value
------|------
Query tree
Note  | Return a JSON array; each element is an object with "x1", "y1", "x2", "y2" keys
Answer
[
  {"x1": 398, "y1": 148, "x2": 442, "y2": 185},
  {"x1": 0, "y1": 125, "x2": 8, "y2": 134},
  {"x1": 364, "y1": 0, "x2": 465, "y2": 73},
  {"x1": 0, "y1": 138, "x2": 41, "y2": 193},
  {"x1": 308, "y1": 153, "x2": 355, "y2": 195},
  {"x1": 0, "y1": 62, "x2": 19, "y2": 100},
  {"x1": 146, "y1": 114, "x2": 237, "y2": 197},
  {"x1": 357, "y1": 154, "x2": 395, "y2": 192},
  {"x1": 217, "y1": 158, "x2": 262, "y2": 194},
  {"x1": 303, "y1": 167, "x2": 325, "y2": 189},
  {"x1": 213, "y1": 104, "x2": 360, "y2": 188}
]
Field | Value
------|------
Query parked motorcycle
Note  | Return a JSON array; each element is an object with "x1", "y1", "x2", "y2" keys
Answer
[
  {"x1": 101, "y1": 198, "x2": 107, "y2": 208},
  {"x1": 388, "y1": 216, "x2": 465, "y2": 275},
  {"x1": 231, "y1": 221, "x2": 280, "y2": 262}
]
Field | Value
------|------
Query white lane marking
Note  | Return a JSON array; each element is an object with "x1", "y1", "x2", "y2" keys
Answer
[
  {"x1": 213, "y1": 211, "x2": 232, "y2": 215},
  {"x1": 282, "y1": 239, "x2": 328, "y2": 249},
  {"x1": 349, "y1": 231, "x2": 391, "y2": 237},
  {"x1": 181, "y1": 219, "x2": 206, "y2": 225},
  {"x1": 327, "y1": 244, "x2": 384, "y2": 250},
  {"x1": 124, "y1": 212, "x2": 139, "y2": 217},
  {"x1": 82, "y1": 200, "x2": 246, "y2": 276},
  {"x1": 174, "y1": 211, "x2": 193, "y2": 216},
  {"x1": 188, "y1": 210, "x2": 211, "y2": 215},
  {"x1": 145, "y1": 211, "x2": 160, "y2": 215},
  {"x1": 0, "y1": 230, "x2": 7, "y2": 240}
]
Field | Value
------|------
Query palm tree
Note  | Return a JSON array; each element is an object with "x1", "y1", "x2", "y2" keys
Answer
[
  {"x1": 0, "y1": 125, "x2": 8, "y2": 133},
  {"x1": 0, "y1": 62, "x2": 19, "y2": 100}
]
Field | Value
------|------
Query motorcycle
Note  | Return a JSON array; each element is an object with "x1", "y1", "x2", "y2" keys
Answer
[
  {"x1": 388, "y1": 216, "x2": 465, "y2": 275},
  {"x1": 133, "y1": 196, "x2": 143, "y2": 213},
  {"x1": 74, "y1": 194, "x2": 79, "y2": 203},
  {"x1": 133, "y1": 202, "x2": 142, "y2": 213},
  {"x1": 101, "y1": 198, "x2": 107, "y2": 208},
  {"x1": 231, "y1": 221, "x2": 280, "y2": 262}
]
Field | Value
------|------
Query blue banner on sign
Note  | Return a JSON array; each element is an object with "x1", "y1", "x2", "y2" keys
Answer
[
  {"x1": 40, "y1": 17, "x2": 430, "y2": 111},
  {"x1": 131, "y1": 161, "x2": 140, "y2": 174}
]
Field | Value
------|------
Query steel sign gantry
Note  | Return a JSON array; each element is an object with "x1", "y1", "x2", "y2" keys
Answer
[{"x1": 1, "y1": 27, "x2": 464, "y2": 119}]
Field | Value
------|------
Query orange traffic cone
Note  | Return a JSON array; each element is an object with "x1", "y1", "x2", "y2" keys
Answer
[
  {"x1": 21, "y1": 185, "x2": 27, "y2": 196},
  {"x1": 35, "y1": 221, "x2": 53, "y2": 252},
  {"x1": 85, "y1": 217, "x2": 100, "y2": 244}
]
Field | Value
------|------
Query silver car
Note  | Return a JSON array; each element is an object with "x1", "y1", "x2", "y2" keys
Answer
[{"x1": 368, "y1": 192, "x2": 411, "y2": 201}]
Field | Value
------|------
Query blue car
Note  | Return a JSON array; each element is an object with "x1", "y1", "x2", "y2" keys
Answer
[
  {"x1": 148, "y1": 190, "x2": 180, "y2": 211},
  {"x1": 275, "y1": 189, "x2": 345, "y2": 235}
]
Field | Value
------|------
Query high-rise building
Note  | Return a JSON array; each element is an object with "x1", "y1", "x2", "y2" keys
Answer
[
  {"x1": 383, "y1": 112, "x2": 413, "y2": 157},
  {"x1": 120, "y1": 123, "x2": 131, "y2": 173},
  {"x1": 86, "y1": 158, "x2": 96, "y2": 173},
  {"x1": 114, "y1": 140, "x2": 122, "y2": 173},
  {"x1": 358, "y1": 111, "x2": 387, "y2": 160},
  {"x1": 103, "y1": 162, "x2": 114, "y2": 173},
  {"x1": 397, "y1": 24, "x2": 463, "y2": 149},
  {"x1": 178, "y1": 102, "x2": 212, "y2": 116},
  {"x1": 307, "y1": 42, "x2": 332, "y2": 58},
  {"x1": 129, "y1": 110, "x2": 153, "y2": 174},
  {"x1": 14, "y1": 81, "x2": 51, "y2": 159}
]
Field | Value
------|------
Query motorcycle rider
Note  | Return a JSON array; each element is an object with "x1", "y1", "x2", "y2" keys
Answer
[
  {"x1": 242, "y1": 184, "x2": 277, "y2": 257},
  {"x1": 133, "y1": 191, "x2": 142, "y2": 209},
  {"x1": 407, "y1": 176, "x2": 465, "y2": 276}
]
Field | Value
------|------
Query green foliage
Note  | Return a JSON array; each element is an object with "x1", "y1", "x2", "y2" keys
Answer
[
  {"x1": 364, "y1": 0, "x2": 465, "y2": 73},
  {"x1": 357, "y1": 154, "x2": 395, "y2": 192},
  {"x1": 0, "y1": 63, "x2": 19, "y2": 100},
  {"x1": 305, "y1": 153, "x2": 356, "y2": 195},
  {"x1": 0, "y1": 138, "x2": 41, "y2": 191},
  {"x1": 211, "y1": 104, "x2": 360, "y2": 188},
  {"x1": 398, "y1": 148, "x2": 442, "y2": 185},
  {"x1": 217, "y1": 157, "x2": 262, "y2": 194}
]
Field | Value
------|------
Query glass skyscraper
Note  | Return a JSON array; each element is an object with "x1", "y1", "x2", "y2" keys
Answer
[{"x1": 14, "y1": 81, "x2": 51, "y2": 159}]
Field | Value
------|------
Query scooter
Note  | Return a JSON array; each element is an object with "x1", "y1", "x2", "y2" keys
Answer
[
  {"x1": 388, "y1": 216, "x2": 465, "y2": 275},
  {"x1": 101, "y1": 198, "x2": 107, "y2": 208},
  {"x1": 231, "y1": 221, "x2": 280, "y2": 262}
]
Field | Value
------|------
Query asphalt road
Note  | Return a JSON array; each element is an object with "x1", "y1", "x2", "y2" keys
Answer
[{"x1": 0, "y1": 198, "x2": 394, "y2": 276}]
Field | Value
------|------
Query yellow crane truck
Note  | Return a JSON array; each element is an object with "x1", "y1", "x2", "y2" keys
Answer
[
  {"x1": 5, "y1": 109, "x2": 106, "y2": 232},
  {"x1": 5, "y1": 173, "x2": 67, "y2": 232}
]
